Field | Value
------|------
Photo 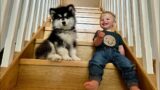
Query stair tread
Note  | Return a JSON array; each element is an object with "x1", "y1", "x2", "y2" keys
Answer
[
  {"x1": 0, "y1": 67, "x2": 7, "y2": 78},
  {"x1": 76, "y1": 8, "x2": 101, "y2": 14},
  {"x1": 20, "y1": 59, "x2": 116, "y2": 69},
  {"x1": 76, "y1": 12, "x2": 100, "y2": 18},
  {"x1": 77, "y1": 17, "x2": 99, "y2": 24},
  {"x1": 36, "y1": 39, "x2": 93, "y2": 46},
  {"x1": 15, "y1": 61, "x2": 126, "y2": 90},
  {"x1": 45, "y1": 21, "x2": 101, "y2": 31},
  {"x1": 75, "y1": 7, "x2": 100, "y2": 10},
  {"x1": 76, "y1": 23, "x2": 102, "y2": 30}
]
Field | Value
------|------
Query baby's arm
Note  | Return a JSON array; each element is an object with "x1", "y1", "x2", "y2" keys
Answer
[
  {"x1": 118, "y1": 45, "x2": 125, "y2": 55},
  {"x1": 93, "y1": 31, "x2": 105, "y2": 46}
]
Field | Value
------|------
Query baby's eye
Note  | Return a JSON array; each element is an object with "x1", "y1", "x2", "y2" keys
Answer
[{"x1": 100, "y1": 19, "x2": 103, "y2": 21}]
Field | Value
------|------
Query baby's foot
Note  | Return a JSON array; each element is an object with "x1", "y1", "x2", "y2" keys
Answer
[
  {"x1": 130, "y1": 85, "x2": 140, "y2": 90},
  {"x1": 84, "y1": 80, "x2": 99, "y2": 90}
]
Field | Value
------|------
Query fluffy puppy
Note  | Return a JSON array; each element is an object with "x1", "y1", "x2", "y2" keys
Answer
[{"x1": 35, "y1": 4, "x2": 80, "y2": 61}]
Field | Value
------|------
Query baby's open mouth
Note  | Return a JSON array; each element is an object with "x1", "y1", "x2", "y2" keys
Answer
[{"x1": 102, "y1": 23, "x2": 109, "y2": 26}]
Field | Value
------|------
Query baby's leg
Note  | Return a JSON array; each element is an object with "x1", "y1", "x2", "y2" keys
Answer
[
  {"x1": 113, "y1": 53, "x2": 140, "y2": 90},
  {"x1": 84, "y1": 49, "x2": 111, "y2": 90},
  {"x1": 84, "y1": 80, "x2": 99, "y2": 90}
]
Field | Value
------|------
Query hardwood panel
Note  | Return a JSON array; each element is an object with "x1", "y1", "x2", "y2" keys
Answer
[
  {"x1": 76, "y1": 24, "x2": 102, "y2": 31},
  {"x1": 19, "y1": 59, "x2": 116, "y2": 69},
  {"x1": 61, "y1": 0, "x2": 100, "y2": 8},
  {"x1": 45, "y1": 21, "x2": 52, "y2": 30},
  {"x1": 0, "y1": 67, "x2": 7, "y2": 78},
  {"x1": 44, "y1": 22, "x2": 101, "y2": 32},
  {"x1": 77, "y1": 45, "x2": 94, "y2": 61},
  {"x1": 0, "y1": 22, "x2": 47, "y2": 90},
  {"x1": 76, "y1": 7, "x2": 100, "y2": 10},
  {"x1": 76, "y1": 13, "x2": 100, "y2": 18},
  {"x1": 14, "y1": 63, "x2": 126, "y2": 90},
  {"x1": 77, "y1": 33, "x2": 94, "y2": 42},
  {"x1": 77, "y1": 17, "x2": 99, "y2": 24},
  {"x1": 76, "y1": 9, "x2": 101, "y2": 14}
]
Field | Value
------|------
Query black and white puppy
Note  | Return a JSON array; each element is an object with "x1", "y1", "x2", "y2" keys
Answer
[{"x1": 35, "y1": 4, "x2": 80, "y2": 61}]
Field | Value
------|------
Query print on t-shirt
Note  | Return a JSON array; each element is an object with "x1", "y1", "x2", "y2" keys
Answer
[{"x1": 103, "y1": 35, "x2": 116, "y2": 47}]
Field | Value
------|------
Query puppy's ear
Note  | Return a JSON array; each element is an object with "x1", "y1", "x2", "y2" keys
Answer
[
  {"x1": 50, "y1": 8, "x2": 55, "y2": 17},
  {"x1": 67, "y1": 4, "x2": 75, "y2": 14}
]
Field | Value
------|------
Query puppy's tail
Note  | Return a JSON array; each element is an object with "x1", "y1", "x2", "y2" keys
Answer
[{"x1": 35, "y1": 40, "x2": 52, "y2": 59}]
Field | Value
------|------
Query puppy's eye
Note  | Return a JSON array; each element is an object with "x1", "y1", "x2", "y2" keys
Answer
[
  {"x1": 58, "y1": 14, "x2": 62, "y2": 18},
  {"x1": 64, "y1": 13, "x2": 67, "y2": 17}
]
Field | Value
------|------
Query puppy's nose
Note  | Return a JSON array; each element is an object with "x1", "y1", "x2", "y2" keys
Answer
[{"x1": 62, "y1": 21, "x2": 66, "y2": 26}]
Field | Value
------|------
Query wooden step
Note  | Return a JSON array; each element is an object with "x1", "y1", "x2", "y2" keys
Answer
[
  {"x1": 77, "y1": 17, "x2": 99, "y2": 24},
  {"x1": 35, "y1": 39, "x2": 93, "y2": 61},
  {"x1": 13, "y1": 59, "x2": 127, "y2": 90},
  {"x1": 45, "y1": 21, "x2": 101, "y2": 32},
  {"x1": 0, "y1": 67, "x2": 7, "y2": 79},
  {"x1": 77, "y1": 23, "x2": 102, "y2": 31},
  {"x1": 76, "y1": 12, "x2": 100, "y2": 18},
  {"x1": 76, "y1": 7, "x2": 100, "y2": 10},
  {"x1": 76, "y1": 8, "x2": 101, "y2": 14}
]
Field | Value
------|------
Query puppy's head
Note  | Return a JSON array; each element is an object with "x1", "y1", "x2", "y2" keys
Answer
[{"x1": 50, "y1": 4, "x2": 76, "y2": 30}]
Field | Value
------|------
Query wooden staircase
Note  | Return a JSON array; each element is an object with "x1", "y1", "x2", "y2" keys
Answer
[{"x1": 0, "y1": 7, "x2": 156, "y2": 90}]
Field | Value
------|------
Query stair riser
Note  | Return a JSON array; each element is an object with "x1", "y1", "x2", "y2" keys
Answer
[
  {"x1": 35, "y1": 44, "x2": 94, "y2": 61},
  {"x1": 15, "y1": 65, "x2": 127, "y2": 90}
]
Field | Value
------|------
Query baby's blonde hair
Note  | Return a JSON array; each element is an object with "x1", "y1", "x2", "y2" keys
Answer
[{"x1": 100, "y1": 11, "x2": 117, "y2": 32}]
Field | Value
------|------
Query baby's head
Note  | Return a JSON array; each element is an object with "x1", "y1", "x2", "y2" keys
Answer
[{"x1": 100, "y1": 11, "x2": 116, "y2": 31}]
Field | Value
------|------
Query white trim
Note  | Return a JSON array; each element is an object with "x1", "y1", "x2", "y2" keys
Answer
[
  {"x1": 132, "y1": 0, "x2": 142, "y2": 58},
  {"x1": 25, "y1": 0, "x2": 36, "y2": 41},
  {"x1": 126, "y1": 0, "x2": 134, "y2": 46},
  {"x1": 53, "y1": 0, "x2": 56, "y2": 8},
  {"x1": 1, "y1": 0, "x2": 21, "y2": 67},
  {"x1": 48, "y1": 0, "x2": 51, "y2": 17},
  {"x1": 0, "y1": 0, "x2": 10, "y2": 51},
  {"x1": 44, "y1": 0, "x2": 49, "y2": 21},
  {"x1": 121, "y1": 0, "x2": 126, "y2": 38},
  {"x1": 113, "y1": 0, "x2": 116, "y2": 15},
  {"x1": 40, "y1": 0, "x2": 45, "y2": 26},
  {"x1": 110, "y1": 0, "x2": 113, "y2": 12},
  {"x1": 101, "y1": 0, "x2": 105, "y2": 11},
  {"x1": 117, "y1": 0, "x2": 121, "y2": 31},
  {"x1": 139, "y1": 0, "x2": 153, "y2": 74},
  {"x1": 15, "y1": 0, "x2": 30, "y2": 52},
  {"x1": 33, "y1": 0, "x2": 41, "y2": 33},
  {"x1": 151, "y1": 0, "x2": 160, "y2": 89}
]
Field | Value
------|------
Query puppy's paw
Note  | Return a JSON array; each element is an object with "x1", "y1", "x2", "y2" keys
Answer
[
  {"x1": 72, "y1": 56, "x2": 81, "y2": 60},
  {"x1": 62, "y1": 56, "x2": 72, "y2": 60},
  {"x1": 48, "y1": 54, "x2": 62, "y2": 61}
]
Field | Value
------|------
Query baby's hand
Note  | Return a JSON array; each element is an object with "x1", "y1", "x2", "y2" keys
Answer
[{"x1": 97, "y1": 31, "x2": 105, "y2": 38}]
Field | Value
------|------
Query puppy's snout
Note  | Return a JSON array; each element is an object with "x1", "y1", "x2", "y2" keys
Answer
[{"x1": 62, "y1": 21, "x2": 66, "y2": 26}]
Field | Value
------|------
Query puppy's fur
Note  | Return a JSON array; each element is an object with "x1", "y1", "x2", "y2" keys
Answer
[{"x1": 35, "y1": 4, "x2": 80, "y2": 61}]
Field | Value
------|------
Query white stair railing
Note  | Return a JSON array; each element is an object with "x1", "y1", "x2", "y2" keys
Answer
[
  {"x1": 25, "y1": 0, "x2": 38, "y2": 41},
  {"x1": 126, "y1": 0, "x2": 134, "y2": 46},
  {"x1": 139, "y1": 0, "x2": 154, "y2": 74},
  {"x1": 15, "y1": 0, "x2": 30, "y2": 52},
  {"x1": 131, "y1": 0, "x2": 142, "y2": 58},
  {"x1": 1, "y1": 0, "x2": 22, "y2": 67},
  {"x1": 1, "y1": 0, "x2": 60, "y2": 67},
  {"x1": 116, "y1": 0, "x2": 121, "y2": 32}
]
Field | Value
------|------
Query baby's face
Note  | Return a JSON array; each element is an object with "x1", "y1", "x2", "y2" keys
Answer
[{"x1": 100, "y1": 13, "x2": 115, "y2": 29}]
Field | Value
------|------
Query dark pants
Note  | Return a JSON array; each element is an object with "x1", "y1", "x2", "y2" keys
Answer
[{"x1": 89, "y1": 47, "x2": 139, "y2": 87}]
